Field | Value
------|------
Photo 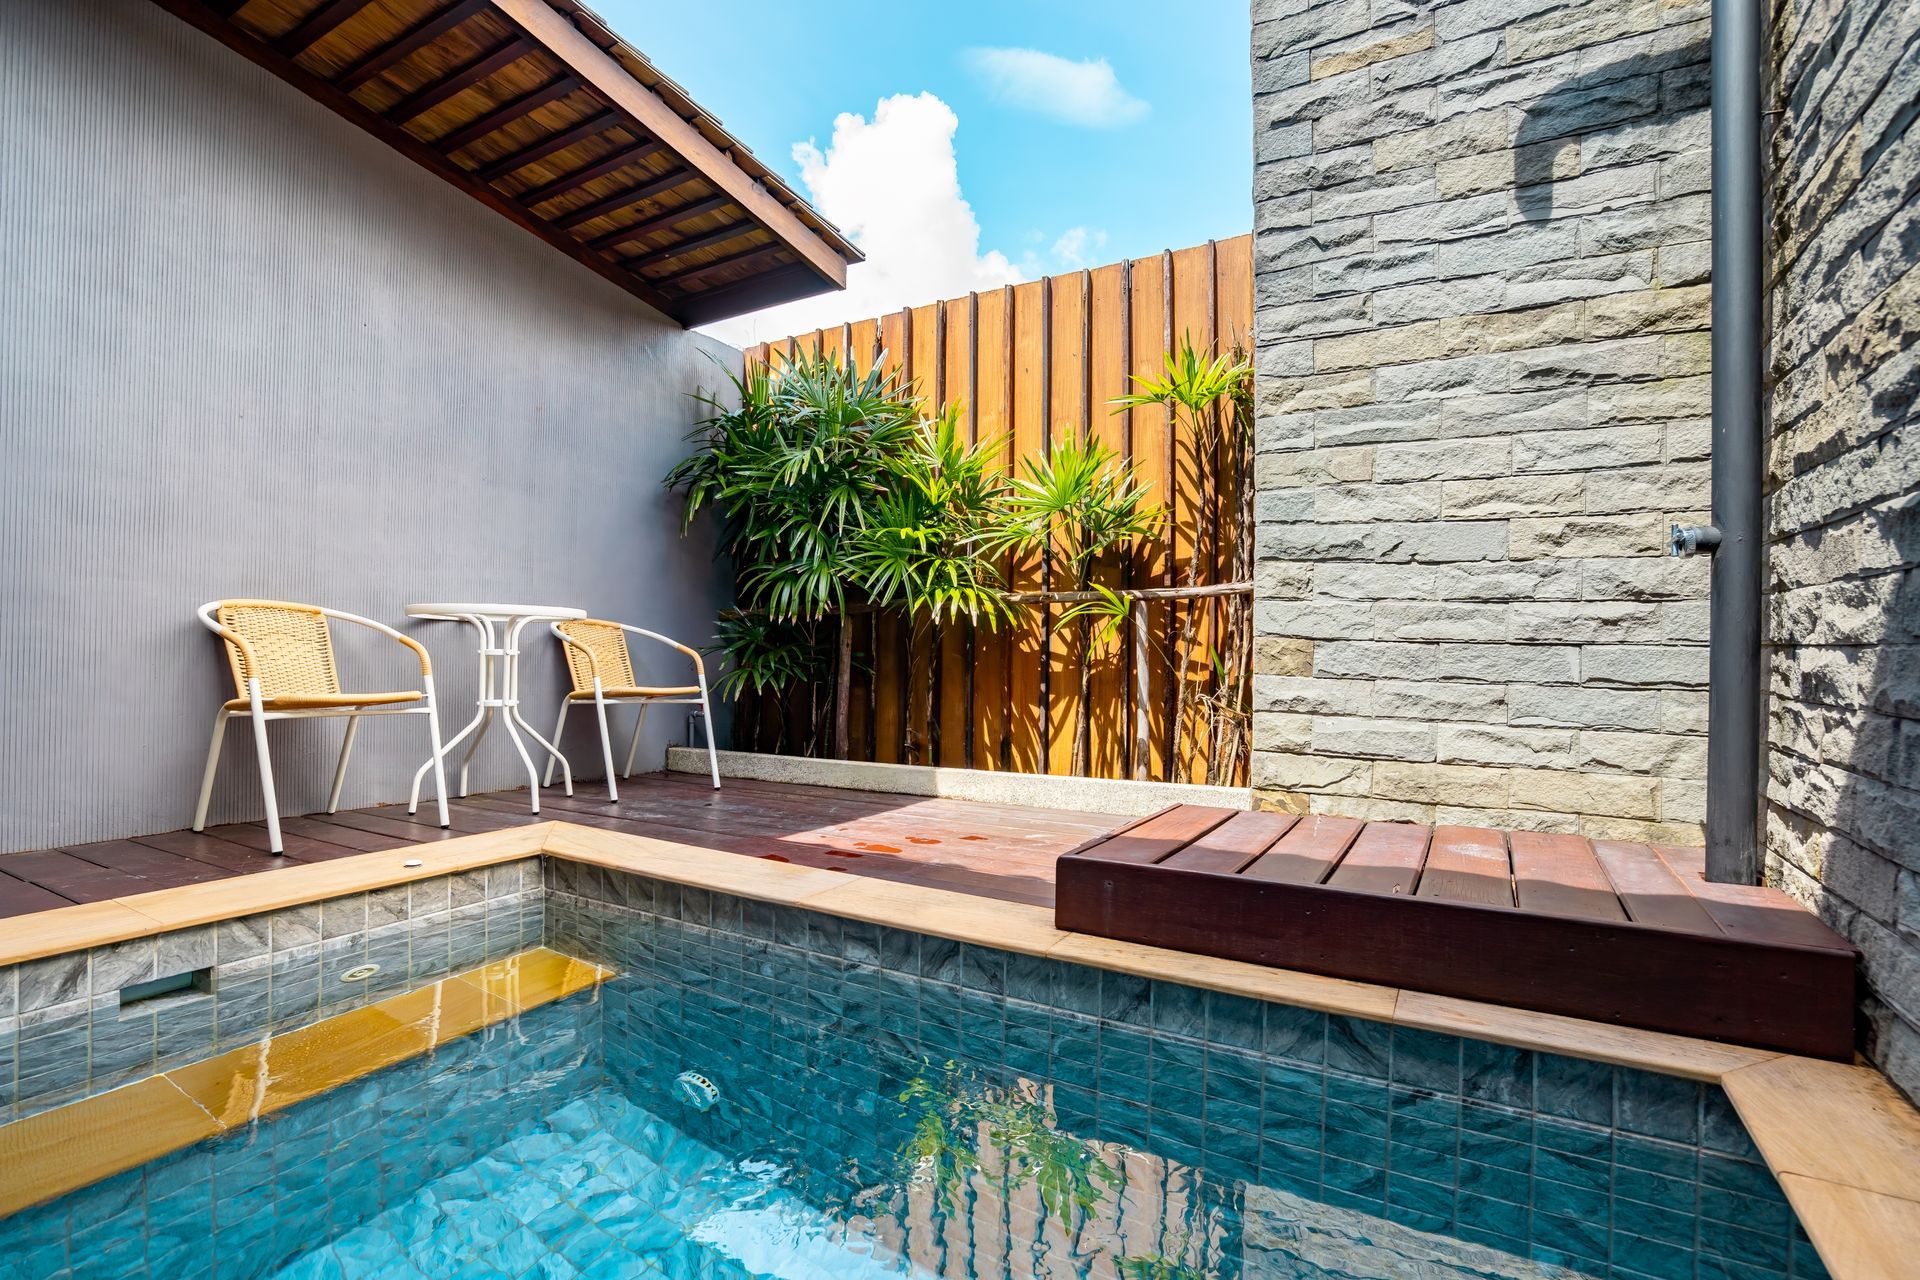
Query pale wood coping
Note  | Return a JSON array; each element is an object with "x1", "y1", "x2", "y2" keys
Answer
[{"x1": 1, "y1": 820, "x2": 1914, "y2": 1277}]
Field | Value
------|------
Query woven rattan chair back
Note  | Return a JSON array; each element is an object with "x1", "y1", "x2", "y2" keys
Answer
[
  {"x1": 214, "y1": 601, "x2": 342, "y2": 702},
  {"x1": 555, "y1": 619, "x2": 635, "y2": 693}
]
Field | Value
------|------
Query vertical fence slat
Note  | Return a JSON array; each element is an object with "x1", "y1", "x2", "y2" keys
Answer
[
  {"x1": 1088, "y1": 262, "x2": 1130, "y2": 779},
  {"x1": 1008, "y1": 280, "x2": 1046, "y2": 773},
  {"x1": 973, "y1": 287, "x2": 1012, "y2": 773}
]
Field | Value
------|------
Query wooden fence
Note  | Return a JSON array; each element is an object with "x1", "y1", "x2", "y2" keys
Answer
[{"x1": 740, "y1": 234, "x2": 1253, "y2": 785}]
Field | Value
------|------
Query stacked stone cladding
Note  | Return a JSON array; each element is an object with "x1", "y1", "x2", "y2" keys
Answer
[
  {"x1": 1761, "y1": 0, "x2": 1920, "y2": 1096},
  {"x1": 1250, "y1": 0, "x2": 1717, "y2": 842}
]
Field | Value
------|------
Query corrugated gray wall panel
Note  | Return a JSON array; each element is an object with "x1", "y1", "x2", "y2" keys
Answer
[{"x1": 0, "y1": 0, "x2": 740, "y2": 852}]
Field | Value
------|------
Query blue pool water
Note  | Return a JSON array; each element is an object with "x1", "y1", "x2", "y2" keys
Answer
[{"x1": 1, "y1": 867, "x2": 1828, "y2": 1280}]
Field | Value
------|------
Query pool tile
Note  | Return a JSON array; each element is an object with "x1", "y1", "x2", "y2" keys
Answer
[
  {"x1": 1325, "y1": 1015, "x2": 1392, "y2": 1080},
  {"x1": 17, "y1": 952, "x2": 87, "y2": 1013}
]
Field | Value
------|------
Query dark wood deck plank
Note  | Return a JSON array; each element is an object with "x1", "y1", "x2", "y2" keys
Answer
[
  {"x1": 1510, "y1": 831, "x2": 1628, "y2": 922},
  {"x1": 1016, "y1": 804, "x2": 1230, "y2": 866},
  {"x1": 201, "y1": 821, "x2": 364, "y2": 861},
  {"x1": 1240, "y1": 815, "x2": 1365, "y2": 884},
  {"x1": 279, "y1": 815, "x2": 415, "y2": 853},
  {"x1": 1157, "y1": 811, "x2": 1297, "y2": 874},
  {"x1": 59, "y1": 839, "x2": 233, "y2": 887},
  {"x1": 1326, "y1": 822, "x2": 1431, "y2": 896},
  {"x1": 0, "y1": 848, "x2": 155, "y2": 900},
  {"x1": 0, "y1": 773, "x2": 1103, "y2": 914},
  {"x1": 0, "y1": 870, "x2": 76, "y2": 917},
  {"x1": 1592, "y1": 840, "x2": 1721, "y2": 932},
  {"x1": 133, "y1": 827, "x2": 300, "y2": 870},
  {"x1": 1416, "y1": 825, "x2": 1514, "y2": 908}
]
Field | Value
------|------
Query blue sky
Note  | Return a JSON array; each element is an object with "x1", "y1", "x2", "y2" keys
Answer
[{"x1": 590, "y1": 1, "x2": 1253, "y2": 340}]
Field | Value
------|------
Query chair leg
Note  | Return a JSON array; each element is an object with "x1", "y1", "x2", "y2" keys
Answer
[
  {"x1": 591, "y1": 682, "x2": 618, "y2": 803},
  {"x1": 192, "y1": 710, "x2": 230, "y2": 832},
  {"x1": 424, "y1": 677, "x2": 450, "y2": 830},
  {"x1": 326, "y1": 716, "x2": 361, "y2": 814},
  {"x1": 698, "y1": 677, "x2": 720, "y2": 790},
  {"x1": 544, "y1": 701, "x2": 571, "y2": 787},
  {"x1": 623, "y1": 703, "x2": 648, "y2": 778},
  {"x1": 245, "y1": 680, "x2": 283, "y2": 855}
]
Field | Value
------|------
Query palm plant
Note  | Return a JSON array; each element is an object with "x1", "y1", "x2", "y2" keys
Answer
[
  {"x1": 668, "y1": 352, "x2": 922, "y2": 621},
  {"x1": 851, "y1": 406, "x2": 1012, "y2": 627},
  {"x1": 991, "y1": 434, "x2": 1159, "y2": 776},
  {"x1": 1111, "y1": 339, "x2": 1253, "y2": 784},
  {"x1": 668, "y1": 354, "x2": 1011, "y2": 756}
]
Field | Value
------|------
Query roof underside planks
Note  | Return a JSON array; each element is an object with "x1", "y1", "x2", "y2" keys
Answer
[{"x1": 151, "y1": 0, "x2": 860, "y2": 325}]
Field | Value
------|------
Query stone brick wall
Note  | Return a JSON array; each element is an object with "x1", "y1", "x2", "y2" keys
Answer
[
  {"x1": 1762, "y1": 0, "x2": 1920, "y2": 1095},
  {"x1": 1249, "y1": 0, "x2": 1716, "y2": 841}
]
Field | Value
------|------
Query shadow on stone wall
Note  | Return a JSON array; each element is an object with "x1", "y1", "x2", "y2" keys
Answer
[{"x1": 1512, "y1": 39, "x2": 1709, "y2": 220}]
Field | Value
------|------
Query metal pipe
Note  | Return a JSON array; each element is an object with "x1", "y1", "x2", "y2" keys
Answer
[{"x1": 1704, "y1": 0, "x2": 1767, "y2": 884}]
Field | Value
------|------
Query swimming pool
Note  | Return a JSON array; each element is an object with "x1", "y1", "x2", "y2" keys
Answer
[{"x1": 1, "y1": 860, "x2": 1826, "y2": 1279}]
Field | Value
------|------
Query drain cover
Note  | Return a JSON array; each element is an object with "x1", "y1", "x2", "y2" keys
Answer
[{"x1": 340, "y1": 964, "x2": 380, "y2": 982}]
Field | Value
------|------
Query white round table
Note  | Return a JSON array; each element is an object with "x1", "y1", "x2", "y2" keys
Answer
[{"x1": 405, "y1": 602, "x2": 586, "y2": 816}]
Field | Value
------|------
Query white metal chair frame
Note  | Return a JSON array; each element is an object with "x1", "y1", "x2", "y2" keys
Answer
[
  {"x1": 544, "y1": 620, "x2": 720, "y2": 802},
  {"x1": 192, "y1": 600, "x2": 449, "y2": 854}
]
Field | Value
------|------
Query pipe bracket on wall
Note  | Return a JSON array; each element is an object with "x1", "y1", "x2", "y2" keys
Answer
[{"x1": 1670, "y1": 524, "x2": 1724, "y2": 557}]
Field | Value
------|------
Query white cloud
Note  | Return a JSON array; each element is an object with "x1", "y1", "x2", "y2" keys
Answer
[
  {"x1": 699, "y1": 93, "x2": 1022, "y2": 348},
  {"x1": 962, "y1": 47, "x2": 1149, "y2": 128},
  {"x1": 1051, "y1": 226, "x2": 1109, "y2": 269}
]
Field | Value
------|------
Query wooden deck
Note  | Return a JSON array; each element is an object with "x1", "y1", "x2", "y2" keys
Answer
[
  {"x1": 0, "y1": 774, "x2": 1122, "y2": 919},
  {"x1": 1056, "y1": 807, "x2": 1860, "y2": 1058}
]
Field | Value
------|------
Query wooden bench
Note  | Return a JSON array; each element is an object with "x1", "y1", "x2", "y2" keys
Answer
[{"x1": 1055, "y1": 807, "x2": 1859, "y2": 1059}]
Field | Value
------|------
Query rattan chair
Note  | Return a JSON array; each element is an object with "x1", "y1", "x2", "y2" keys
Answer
[
  {"x1": 192, "y1": 599, "x2": 449, "y2": 853},
  {"x1": 543, "y1": 618, "x2": 719, "y2": 801}
]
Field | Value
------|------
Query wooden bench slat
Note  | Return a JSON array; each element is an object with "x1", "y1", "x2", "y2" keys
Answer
[
  {"x1": 1510, "y1": 831, "x2": 1627, "y2": 922},
  {"x1": 1325, "y1": 821, "x2": 1431, "y2": 896},
  {"x1": 1659, "y1": 841, "x2": 1707, "y2": 880},
  {"x1": 1681, "y1": 868, "x2": 1856, "y2": 954},
  {"x1": 1240, "y1": 815, "x2": 1365, "y2": 884},
  {"x1": 1592, "y1": 840, "x2": 1721, "y2": 932},
  {"x1": 1160, "y1": 811, "x2": 1298, "y2": 874},
  {"x1": 1073, "y1": 805, "x2": 1238, "y2": 865},
  {"x1": 1417, "y1": 825, "x2": 1514, "y2": 908}
]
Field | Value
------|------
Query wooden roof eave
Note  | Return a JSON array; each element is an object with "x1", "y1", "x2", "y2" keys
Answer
[
  {"x1": 491, "y1": 0, "x2": 849, "y2": 292},
  {"x1": 153, "y1": 0, "x2": 683, "y2": 318},
  {"x1": 150, "y1": 0, "x2": 860, "y2": 327}
]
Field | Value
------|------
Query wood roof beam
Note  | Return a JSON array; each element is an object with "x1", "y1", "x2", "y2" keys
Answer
[
  {"x1": 622, "y1": 222, "x2": 754, "y2": 272},
  {"x1": 492, "y1": 0, "x2": 848, "y2": 288},
  {"x1": 434, "y1": 74, "x2": 580, "y2": 153},
  {"x1": 582, "y1": 193, "x2": 729, "y2": 252},
  {"x1": 335, "y1": 0, "x2": 490, "y2": 91},
  {"x1": 472, "y1": 108, "x2": 619, "y2": 182},
  {"x1": 273, "y1": 0, "x2": 380, "y2": 56},
  {"x1": 383, "y1": 35, "x2": 531, "y2": 124},
  {"x1": 657, "y1": 243, "x2": 786, "y2": 290},
  {"x1": 551, "y1": 167, "x2": 692, "y2": 229},
  {"x1": 513, "y1": 140, "x2": 668, "y2": 206}
]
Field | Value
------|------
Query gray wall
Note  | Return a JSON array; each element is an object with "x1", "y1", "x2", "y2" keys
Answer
[
  {"x1": 1763, "y1": 0, "x2": 1920, "y2": 1096},
  {"x1": 0, "y1": 0, "x2": 738, "y2": 852},
  {"x1": 1249, "y1": 0, "x2": 1715, "y2": 842}
]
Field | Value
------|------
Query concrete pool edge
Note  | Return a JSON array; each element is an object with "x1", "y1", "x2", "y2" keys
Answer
[{"x1": 0, "y1": 820, "x2": 1914, "y2": 1277}]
